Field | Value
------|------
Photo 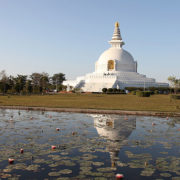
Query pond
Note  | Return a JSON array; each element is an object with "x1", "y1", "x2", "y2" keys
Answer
[{"x1": 0, "y1": 109, "x2": 180, "y2": 180}]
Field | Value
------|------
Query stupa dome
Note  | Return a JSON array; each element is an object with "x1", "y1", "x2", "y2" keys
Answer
[
  {"x1": 96, "y1": 47, "x2": 136, "y2": 72},
  {"x1": 98, "y1": 48, "x2": 134, "y2": 64},
  {"x1": 95, "y1": 22, "x2": 137, "y2": 73}
]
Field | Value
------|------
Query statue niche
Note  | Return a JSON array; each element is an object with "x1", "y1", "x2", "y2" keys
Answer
[{"x1": 108, "y1": 60, "x2": 115, "y2": 71}]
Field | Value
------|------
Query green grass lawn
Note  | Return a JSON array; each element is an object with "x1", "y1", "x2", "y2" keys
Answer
[{"x1": 0, "y1": 94, "x2": 180, "y2": 112}]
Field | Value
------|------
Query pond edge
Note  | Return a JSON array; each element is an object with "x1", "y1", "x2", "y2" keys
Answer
[{"x1": 0, "y1": 106, "x2": 180, "y2": 117}]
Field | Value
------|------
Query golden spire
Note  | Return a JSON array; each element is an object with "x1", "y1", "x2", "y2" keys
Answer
[
  {"x1": 109, "y1": 21, "x2": 125, "y2": 47},
  {"x1": 115, "y1": 21, "x2": 119, "y2": 27}
]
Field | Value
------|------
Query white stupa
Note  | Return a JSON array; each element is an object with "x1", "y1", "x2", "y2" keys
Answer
[
  {"x1": 92, "y1": 114, "x2": 136, "y2": 167},
  {"x1": 63, "y1": 22, "x2": 168, "y2": 92}
]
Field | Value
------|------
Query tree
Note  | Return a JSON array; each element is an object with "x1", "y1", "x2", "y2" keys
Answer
[
  {"x1": 30, "y1": 72, "x2": 50, "y2": 93},
  {"x1": 51, "y1": 73, "x2": 66, "y2": 91},
  {"x1": 40, "y1": 72, "x2": 49, "y2": 92},
  {"x1": 0, "y1": 70, "x2": 66, "y2": 94},
  {"x1": 0, "y1": 70, "x2": 9, "y2": 94},
  {"x1": 30, "y1": 73, "x2": 43, "y2": 93},
  {"x1": 25, "y1": 80, "x2": 33, "y2": 94},
  {"x1": 13, "y1": 75, "x2": 27, "y2": 93},
  {"x1": 168, "y1": 76, "x2": 180, "y2": 94}
]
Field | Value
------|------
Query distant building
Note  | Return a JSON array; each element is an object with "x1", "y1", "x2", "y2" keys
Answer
[{"x1": 63, "y1": 22, "x2": 168, "y2": 92}]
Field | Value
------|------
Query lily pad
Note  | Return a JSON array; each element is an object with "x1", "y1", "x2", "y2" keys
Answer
[
  {"x1": 48, "y1": 171, "x2": 61, "y2": 176},
  {"x1": 26, "y1": 164, "x2": 40, "y2": 171},
  {"x1": 92, "y1": 161, "x2": 104, "y2": 166},
  {"x1": 97, "y1": 167, "x2": 113, "y2": 172},
  {"x1": 59, "y1": 169, "x2": 72, "y2": 174},
  {"x1": 160, "y1": 173, "x2": 172, "y2": 177},
  {"x1": 140, "y1": 167, "x2": 155, "y2": 176}
]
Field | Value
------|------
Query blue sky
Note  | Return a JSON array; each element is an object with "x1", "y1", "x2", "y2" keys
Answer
[{"x1": 0, "y1": 0, "x2": 180, "y2": 82}]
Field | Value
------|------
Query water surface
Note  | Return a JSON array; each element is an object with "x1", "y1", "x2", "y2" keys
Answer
[{"x1": 0, "y1": 109, "x2": 180, "y2": 180}]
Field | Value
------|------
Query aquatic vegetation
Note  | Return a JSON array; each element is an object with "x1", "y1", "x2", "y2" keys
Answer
[
  {"x1": 48, "y1": 171, "x2": 61, "y2": 176},
  {"x1": 0, "y1": 109, "x2": 179, "y2": 179},
  {"x1": 92, "y1": 161, "x2": 104, "y2": 166},
  {"x1": 59, "y1": 169, "x2": 72, "y2": 174},
  {"x1": 160, "y1": 172, "x2": 172, "y2": 177},
  {"x1": 26, "y1": 164, "x2": 40, "y2": 171}
]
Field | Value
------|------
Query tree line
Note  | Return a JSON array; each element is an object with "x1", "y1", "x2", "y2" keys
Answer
[
  {"x1": 0, "y1": 70, "x2": 179, "y2": 95},
  {"x1": 0, "y1": 70, "x2": 66, "y2": 94}
]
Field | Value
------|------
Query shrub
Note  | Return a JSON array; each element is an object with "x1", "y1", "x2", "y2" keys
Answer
[
  {"x1": 102, "y1": 88, "x2": 107, "y2": 93},
  {"x1": 112, "y1": 88, "x2": 117, "y2": 93},
  {"x1": 149, "y1": 91, "x2": 154, "y2": 95},
  {"x1": 131, "y1": 91, "x2": 136, "y2": 95},
  {"x1": 136, "y1": 91, "x2": 151, "y2": 97},
  {"x1": 107, "y1": 88, "x2": 113, "y2": 93},
  {"x1": 170, "y1": 95, "x2": 180, "y2": 100}
]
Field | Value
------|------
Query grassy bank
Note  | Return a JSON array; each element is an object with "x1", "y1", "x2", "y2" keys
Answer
[{"x1": 0, "y1": 94, "x2": 180, "y2": 112}]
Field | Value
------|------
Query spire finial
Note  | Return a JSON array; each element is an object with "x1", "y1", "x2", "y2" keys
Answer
[
  {"x1": 115, "y1": 21, "x2": 119, "y2": 27},
  {"x1": 109, "y1": 21, "x2": 125, "y2": 48},
  {"x1": 112, "y1": 21, "x2": 121, "y2": 41}
]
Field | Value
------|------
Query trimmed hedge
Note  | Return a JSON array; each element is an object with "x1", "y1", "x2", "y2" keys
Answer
[
  {"x1": 131, "y1": 91, "x2": 136, "y2": 95},
  {"x1": 102, "y1": 88, "x2": 107, "y2": 93},
  {"x1": 125, "y1": 87, "x2": 171, "y2": 94},
  {"x1": 103, "y1": 88, "x2": 126, "y2": 94},
  {"x1": 107, "y1": 88, "x2": 113, "y2": 93},
  {"x1": 136, "y1": 91, "x2": 151, "y2": 97}
]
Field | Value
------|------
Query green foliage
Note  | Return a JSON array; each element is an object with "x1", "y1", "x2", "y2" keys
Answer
[
  {"x1": 102, "y1": 88, "x2": 107, "y2": 93},
  {"x1": 73, "y1": 88, "x2": 82, "y2": 93},
  {"x1": 131, "y1": 91, "x2": 136, "y2": 95},
  {"x1": 107, "y1": 88, "x2": 113, "y2": 93},
  {"x1": 102, "y1": 88, "x2": 126, "y2": 94},
  {"x1": 168, "y1": 76, "x2": 180, "y2": 94},
  {"x1": 0, "y1": 70, "x2": 66, "y2": 95},
  {"x1": 106, "y1": 88, "x2": 125, "y2": 94},
  {"x1": 52, "y1": 73, "x2": 65, "y2": 85},
  {"x1": 136, "y1": 91, "x2": 151, "y2": 97},
  {"x1": 125, "y1": 86, "x2": 171, "y2": 95},
  {"x1": 25, "y1": 80, "x2": 33, "y2": 94}
]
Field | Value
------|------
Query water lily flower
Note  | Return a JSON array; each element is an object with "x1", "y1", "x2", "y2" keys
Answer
[
  {"x1": 51, "y1": 145, "x2": 56, "y2": 150},
  {"x1": 20, "y1": 148, "x2": 24, "y2": 153},
  {"x1": 8, "y1": 158, "x2": 14, "y2": 164},
  {"x1": 116, "y1": 173, "x2": 124, "y2": 179}
]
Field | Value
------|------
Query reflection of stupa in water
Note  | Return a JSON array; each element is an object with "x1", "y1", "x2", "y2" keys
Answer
[{"x1": 91, "y1": 114, "x2": 136, "y2": 167}]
